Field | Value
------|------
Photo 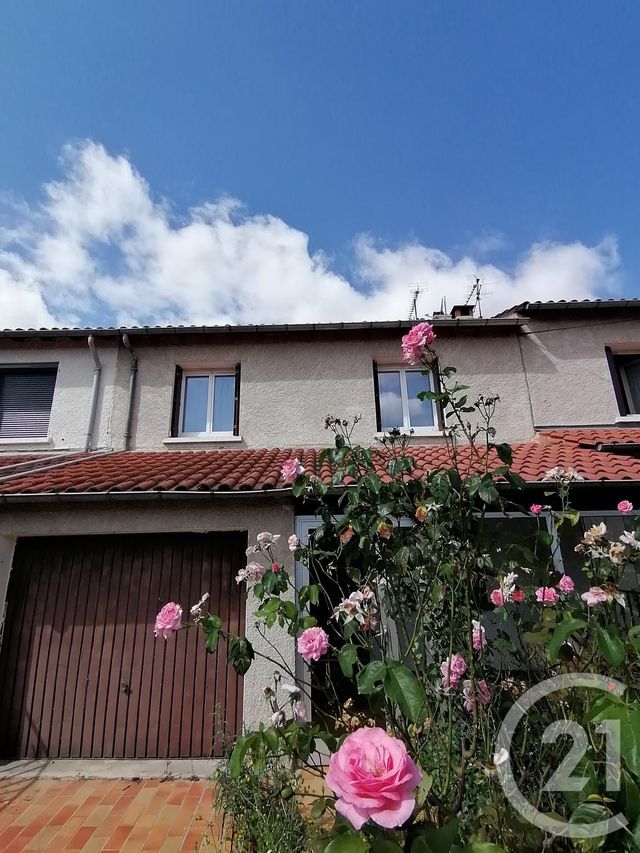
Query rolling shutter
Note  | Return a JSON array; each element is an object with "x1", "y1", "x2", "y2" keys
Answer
[{"x1": 0, "y1": 368, "x2": 57, "y2": 439}]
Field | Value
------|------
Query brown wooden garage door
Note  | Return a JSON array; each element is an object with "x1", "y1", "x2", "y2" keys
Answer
[{"x1": 0, "y1": 531, "x2": 246, "y2": 760}]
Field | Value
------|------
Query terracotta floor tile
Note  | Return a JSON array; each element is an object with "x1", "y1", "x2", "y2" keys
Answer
[{"x1": 65, "y1": 825, "x2": 97, "y2": 850}]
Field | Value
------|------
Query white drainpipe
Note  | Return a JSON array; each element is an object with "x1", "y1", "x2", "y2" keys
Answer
[
  {"x1": 121, "y1": 332, "x2": 138, "y2": 451},
  {"x1": 85, "y1": 335, "x2": 102, "y2": 451}
]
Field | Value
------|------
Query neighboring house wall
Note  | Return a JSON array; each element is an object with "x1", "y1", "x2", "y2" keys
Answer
[
  {"x1": 520, "y1": 314, "x2": 640, "y2": 428},
  {"x1": 0, "y1": 339, "x2": 120, "y2": 452},
  {"x1": 0, "y1": 496, "x2": 296, "y2": 732}
]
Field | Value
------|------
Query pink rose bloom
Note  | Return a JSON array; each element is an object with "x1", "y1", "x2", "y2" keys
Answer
[
  {"x1": 581, "y1": 586, "x2": 609, "y2": 607},
  {"x1": 154, "y1": 602, "x2": 183, "y2": 639},
  {"x1": 297, "y1": 626, "x2": 329, "y2": 662},
  {"x1": 618, "y1": 500, "x2": 634, "y2": 514},
  {"x1": 287, "y1": 534, "x2": 299, "y2": 552},
  {"x1": 530, "y1": 504, "x2": 543, "y2": 515},
  {"x1": 557, "y1": 575, "x2": 575, "y2": 594},
  {"x1": 271, "y1": 562, "x2": 280, "y2": 573},
  {"x1": 440, "y1": 653, "x2": 467, "y2": 690},
  {"x1": 235, "y1": 561, "x2": 265, "y2": 584},
  {"x1": 293, "y1": 700, "x2": 308, "y2": 724},
  {"x1": 339, "y1": 525, "x2": 354, "y2": 545},
  {"x1": 472, "y1": 619, "x2": 487, "y2": 650},
  {"x1": 489, "y1": 589, "x2": 505, "y2": 607},
  {"x1": 536, "y1": 586, "x2": 559, "y2": 606},
  {"x1": 281, "y1": 457, "x2": 304, "y2": 484},
  {"x1": 462, "y1": 679, "x2": 492, "y2": 712},
  {"x1": 511, "y1": 588, "x2": 525, "y2": 603},
  {"x1": 401, "y1": 322, "x2": 436, "y2": 366},
  {"x1": 326, "y1": 727, "x2": 421, "y2": 830}
]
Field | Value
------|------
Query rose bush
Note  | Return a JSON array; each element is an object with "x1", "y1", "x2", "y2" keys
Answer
[{"x1": 155, "y1": 324, "x2": 640, "y2": 852}]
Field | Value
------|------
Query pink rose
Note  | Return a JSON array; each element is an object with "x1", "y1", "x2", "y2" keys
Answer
[
  {"x1": 401, "y1": 322, "x2": 436, "y2": 366},
  {"x1": 557, "y1": 575, "x2": 575, "y2": 594},
  {"x1": 271, "y1": 562, "x2": 280, "y2": 573},
  {"x1": 618, "y1": 500, "x2": 634, "y2": 514},
  {"x1": 440, "y1": 653, "x2": 467, "y2": 690},
  {"x1": 288, "y1": 534, "x2": 299, "y2": 552},
  {"x1": 472, "y1": 619, "x2": 487, "y2": 651},
  {"x1": 511, "y1": 588, "x2": 525, "y2": 603},
  {"x1": 530, "y1": 504, "x2": 543, "y2": 515},
  {"x1": 235, "y1": 561, "x2": 265, "y2": 584},
  {"x1": 581, "y1": 586, "x2": 609, "y2": 607},
  {"x1": 281, "y1": 457, "x2": 304, "y2": 484},
  {"x1": 339, "y1": 525, "x2": 354, "y2": 545},
  {"x1": 293, "y1": 700, "x2": 308, "y2": 724},
  {"x1": 490, "y1": 589, "x2": 505, "y2": 607},
  {"x1": 326, "y1": 727, "x2": 421, "y2": 830},
  {"x1": 154, "y1": 602, "x2": 182, "y2": 639},
  {"x1": 462, "y1": 679, "x2": 492, "y2": 712},
  {"x1": 536, "y1": 586, "x2": 559, "y2": 606},
  {"x1": 297, "y1": 626, "x2": 329, "y2": 662}
]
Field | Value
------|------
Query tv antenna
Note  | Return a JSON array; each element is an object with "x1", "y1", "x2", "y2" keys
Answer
[
  {"x1": 408, "y1": 282, "x2": 428, "y2": 320},
  {"x1": 465, "y1": 276, "x2": 491, "y2": 318}
]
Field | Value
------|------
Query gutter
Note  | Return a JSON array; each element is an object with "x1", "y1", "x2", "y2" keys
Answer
[
  {"x1": 121, "y1": 333, "x2": 138, "y2": 451},
  {"x1": 85, "y1": 335, "x2": 102, "y2": 451}
]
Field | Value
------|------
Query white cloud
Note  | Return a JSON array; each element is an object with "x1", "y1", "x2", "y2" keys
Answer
[{"x1": 0, "y1": 140, "x2": 621, "y2": 329}]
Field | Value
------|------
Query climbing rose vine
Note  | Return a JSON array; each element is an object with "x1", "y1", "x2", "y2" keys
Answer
[{"x1": 155, "y1": 323, "x2": 640, "y2": 852}]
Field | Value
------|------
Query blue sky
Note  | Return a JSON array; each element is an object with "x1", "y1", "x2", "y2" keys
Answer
[{"x1": 0, "y1": 1, "x2": 637, "y2": 327}]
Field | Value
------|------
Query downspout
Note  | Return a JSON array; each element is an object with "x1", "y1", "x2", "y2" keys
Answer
[
  {"x1": 85, "y1": 335, "x2": 102, "y2": 451},
  {"x1": 121, "y1": 332, "x2": 138, "y2": 451}
]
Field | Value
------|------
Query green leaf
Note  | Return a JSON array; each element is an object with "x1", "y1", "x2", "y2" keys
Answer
[
  {"x1": 338, "y1": 644, "x2": 359, "y2": 678},
  {"x1": 590, "y1": 703, "x2": 640, "y2": 778},
  {"x1": 383, "y1": 662, "x2": 426, "y2": 723},
  {"x1": 493, "y1": 443, "x2": 513, "y2": 466},
  {"x1": 477, "y1": 481, "x2": 499, "y2": 505},
  {"x1": 370, "y1": 841, "x2": 404, "y2": 853},
  {"x1": 324, "y1": 833, "x2": 370, "y2": 853},
  {"x1": 229, "y1": 732, "x2": 257, "y2": 778},
  {"x1": 548, "y1": 618, "x2": 587, "y2": 663},
  {"x1": 357, "y1": 661, "x2": 387, "y2": 694},
  {"x1": 620, "y1": 769, "x2": 640, "y2": 823},
  {"x1": 597, "y1": 625, "x2": 626, "y2": 667},
  {"x1": 262, "y1": 727, "x2": 279, "y2": 752},
  {"x1": 310, "y1": 798, "x2": 327, "y2": 820},
  {"x1": 462, "y1": 845, "x2": 507, "y2": 853},
  {"x1": 227, "y1": 636, "x2": 255, "y2": 675},
  {"x1": 569, "y1": 801, "x2": 610, "y2": 827},
  {"x1": 412, "y1": 818, "x2": 460, "y2": 852}
]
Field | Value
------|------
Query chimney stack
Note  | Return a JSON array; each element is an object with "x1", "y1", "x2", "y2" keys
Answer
[{"x1": 450, "y1": 303, "x2": 475, "y2": 319}]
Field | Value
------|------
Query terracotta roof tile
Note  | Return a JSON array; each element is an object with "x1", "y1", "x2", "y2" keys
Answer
[{"x1": 1, "y1": 429, "x2": 640, "y2": 497}]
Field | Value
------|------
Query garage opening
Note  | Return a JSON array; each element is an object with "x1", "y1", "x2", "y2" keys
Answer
[{"x1": 0, "y1": 531, "x2": 246, "y2": 760}]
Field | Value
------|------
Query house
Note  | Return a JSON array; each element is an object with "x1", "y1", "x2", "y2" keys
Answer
[{"x1": 0, "y1": 298, "x2": 639, "y2": 765}]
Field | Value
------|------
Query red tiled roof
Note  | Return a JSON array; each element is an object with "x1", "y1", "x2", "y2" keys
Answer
[{"x1": 1, "y1": 429, "x2": 640, "y2": 498}]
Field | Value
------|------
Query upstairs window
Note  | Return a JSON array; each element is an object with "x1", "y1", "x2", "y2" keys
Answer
[
  {"x1": 0, "y1": 365, "x2": 57, "y2": 439},
  {"x1": 171, "y1": 365, "x2": 240, "y2": 437},
  {"x1": 373, "y1": 364, "x2": 438, "y2": 432},
  {"x1": 606, "y1": 348, "x2": 640, "y2": 415}
]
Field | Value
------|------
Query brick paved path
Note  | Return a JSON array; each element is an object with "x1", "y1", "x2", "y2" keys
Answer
[{"x1": 0, "y1": 778, "x2": 215, "y2": 852}]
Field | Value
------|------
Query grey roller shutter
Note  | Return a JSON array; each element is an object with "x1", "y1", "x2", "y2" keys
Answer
[{"x1": 0, "y1": 368, "x2": 57, "y2": 439}]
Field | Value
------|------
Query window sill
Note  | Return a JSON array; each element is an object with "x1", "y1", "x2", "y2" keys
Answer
[
  {"x1": 164, "y1": 435, "x2": 243, "y2": 445},
  {"x1": 0, "y1": 437, "x2": 53, "y2": 446},
  {"x1": 375, "y1": 428, "x2": 444, "y2": 438},
  {"x1": 615, "y1": 415, "x2": 640, "y2": 424}
]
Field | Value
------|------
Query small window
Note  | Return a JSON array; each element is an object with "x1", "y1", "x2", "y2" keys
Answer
[
  {"x1": 179, "y1": 371, "x2": 237, "y2": 436},
  {"x1": 0, "y1": 366, "x2": 57, "y2": 439},
  {"x1": 375, "y1": 366, "x2": 438, "y2": 431},
  {"x1": 606, "y1": 349, "x2": 640, "y2": 415}
]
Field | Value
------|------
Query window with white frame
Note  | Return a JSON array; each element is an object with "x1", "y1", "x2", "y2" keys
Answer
[
  {"x1": 179, "y1": 370, "x2": 237, "y2": 436},
  {"x1": 375, "y1": 365, "x2": 438, "y2": 432}
]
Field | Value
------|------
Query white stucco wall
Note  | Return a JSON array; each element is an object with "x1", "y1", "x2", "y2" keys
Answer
[
  {"x1": 520, "y1": 315, "x2": 640, "y2": 427},
  {"x1": 0, "y1": 497, "x2": 296, "y2": 732}
]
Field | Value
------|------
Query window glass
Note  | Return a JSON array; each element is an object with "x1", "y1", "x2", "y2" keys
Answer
[
  {"x1": 212, "y1": 374, "x2": 235, "y2": 432},
  {"x1": 406, "y1": 370, "x2": 434, "y2": 427},
  {"x1": 378, "y1": 371, "x2": 403, "y2": 429},
  {"x1": 182, "y1": 375, "x2": 209, "y2": 433},
  {"x1": 623, "y1": 360, "x2": 640, "y2": 413}
]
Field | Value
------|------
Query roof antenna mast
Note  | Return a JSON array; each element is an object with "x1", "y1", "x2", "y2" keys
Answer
[
  {"x1": 465, "y1": 276, "x2": 490, "y2": 319},
  {"x1": 408, "y1": 282, "x2": 428, "y2": 321}
]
